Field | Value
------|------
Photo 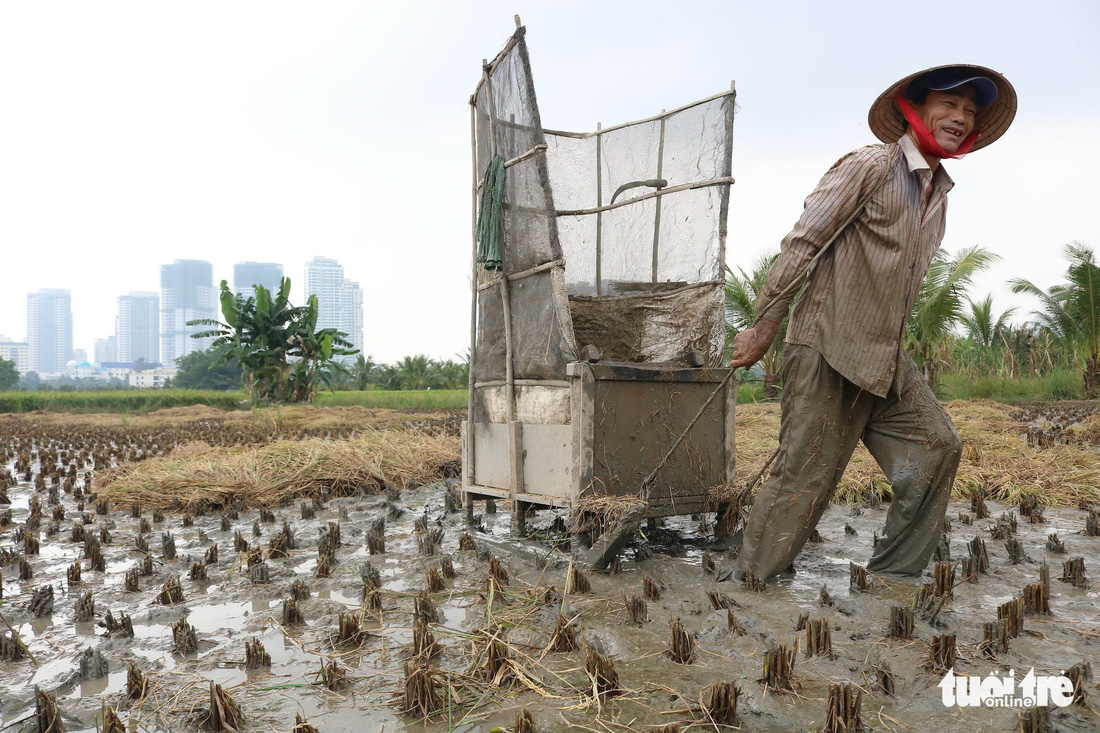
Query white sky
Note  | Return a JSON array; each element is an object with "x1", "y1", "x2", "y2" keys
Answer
[{"x1": 1, "y1": 1, "x2": 1098, "y2": 363}]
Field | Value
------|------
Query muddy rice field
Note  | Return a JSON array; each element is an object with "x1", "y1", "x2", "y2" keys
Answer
[{"x1": 0, "y1": 404, "x2": 1097, "y2": 732}]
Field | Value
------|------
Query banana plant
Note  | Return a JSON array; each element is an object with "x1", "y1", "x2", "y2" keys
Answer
[{"x1": 189, "y1": 278, "x2": 356, "y2": 403}]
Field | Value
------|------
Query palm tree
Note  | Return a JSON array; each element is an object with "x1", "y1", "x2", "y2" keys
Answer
[
  {"x1": 395, "y1": 355, "x2": 440, "y2": 390},
  {"x1": 725, "y1": 255, "x2": 786, "y2": 398},
  {"x1": 956, "y1": 294, "x2": 1015, "y2": 375},
  {"x1": 906, "y1": 245, "x2": 999, "y2": 387},
  {"x1": 962, "y1": 295, "x2": 1015, "y2": 349},
  {"x1": 350, "y1": 354, "x2": 378, "y2": 391},
  {"x1": 436, "y1": 357, "x2": 469, "y2": 389},
  {"x1": 371, "y1": 364, "x2": 403, "y2": 391},
  {"x1": 1011, "y1": 242, "x2": 1100, "y2": 394}
]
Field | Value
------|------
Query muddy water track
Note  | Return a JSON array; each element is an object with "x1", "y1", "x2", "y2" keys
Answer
[{"x1": 0, "y1": 409, "x2": 1098, "y2": 732}]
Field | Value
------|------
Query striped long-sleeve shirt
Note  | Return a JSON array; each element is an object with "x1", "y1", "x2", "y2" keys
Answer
[{"x1": 756, "y1": 134, "x2": 954, "y2": 397}]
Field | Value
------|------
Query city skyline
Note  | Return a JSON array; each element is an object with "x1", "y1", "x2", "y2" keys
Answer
[{"x1": 0, "y1": 257, "x2": 366, "y2": 374}]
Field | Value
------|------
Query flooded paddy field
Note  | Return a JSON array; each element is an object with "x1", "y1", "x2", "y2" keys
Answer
[{"x1": 0, "y1": 405, "x2": 1097, "y2": 732}]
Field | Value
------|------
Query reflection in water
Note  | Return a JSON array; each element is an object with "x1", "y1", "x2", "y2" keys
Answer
[
  {"x1": 77, "y1": 673, "x2": 110, "y2": 698},
  {"x1": 29, "y1": 616, "x2": 53, "y2": 637}
]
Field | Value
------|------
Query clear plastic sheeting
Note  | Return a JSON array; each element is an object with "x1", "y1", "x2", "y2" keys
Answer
[{"x1": 544, "y1": 93, "x2": 734, "y2": 303}]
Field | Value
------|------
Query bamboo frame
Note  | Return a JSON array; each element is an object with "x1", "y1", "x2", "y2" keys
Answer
[
  {"x1": 466, "y1": 90, "x2": 479, "y2": 488},
  {"x1": 508, "y1": 421, "x2": 524, "y2": 495},
  {"x1": 543, "y1": 88, "x2": 737, "y2": 139},
  {"x1": 473, "y1": 144, "x2": 548, "y2": 196},
  {"x1": 556, "y1": 176, "x2": 735, "y2": 217},
  {"x1": 595, "y1": 121, "x2": 603, "y2": 296},
  {"x1": 569, "y1": 278, "x2": 725, "y2": 300},
  {"x1": 571, "y1": 363, "x2": 597, "y2": 506},
  {"x1": 504, "y1": 144, "x2": 547, "y2": 169},
  {"x1": 473, "y1": 379, "x2": 570, "y2": 389},
  {"x1": 651, "y1": 112, "x2": 667, "y2": 283},
  {"x1": 500, "y1": 281, "x2": 515, "y2": 422},
  {"x1": 469, "y1": 32, "x2": 522, "y2": 101},
  {"x1": 476, "y1": 258, "x2": 565, "y2": 293},
  {"x1": 717, "y1": 80, "x2": 736, "y2": 275}
]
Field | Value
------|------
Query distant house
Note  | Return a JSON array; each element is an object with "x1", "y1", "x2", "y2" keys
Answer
[
  {"x1": 129, "y1": 367, "x2": 176, "y2": 389},
  {"x1": 65, "y1": 360, "x2": 101, "y2": 380},
  {"x1": 0, "y1": 337, "x2": 30, "y2": 374}
]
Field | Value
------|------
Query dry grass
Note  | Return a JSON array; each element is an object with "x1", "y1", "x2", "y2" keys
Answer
[
  {"x1": 733, "y1": 400, "x2": 1100, "y2": 507},
  {"x1": 0, "y1": 403, "x2": 459, "y2": 432},
  {"x1": 96, "y1": 430, "x2": 459, "y2": 510}
]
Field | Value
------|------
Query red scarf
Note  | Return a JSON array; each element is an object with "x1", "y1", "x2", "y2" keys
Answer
[{"x1": 895, "y1": 94, "x2": 982, "y2": 159}]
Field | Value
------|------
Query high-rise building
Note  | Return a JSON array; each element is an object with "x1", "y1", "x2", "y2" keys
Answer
[
  {"x1": 303, "y1": 257, "x2": 344, "y2": 332},
  {"x1": 0, "y1": 336, "x2": 30, "y2": 374},
  {"x1": 160, "y1": 260, "x2": 217, "y2": 367},
  {"x1": 27, "y1": 289, "x2": 73, "y2": 374},
  {"x1": 117, "y1": 292, "x2": 160, "y2": 366},
  {"x1": 303, "y1": 257, "x2": 363, "y2": 357},
  {"x1": 94, "y1": 336, "x2": 117, "y2": 366},
  {"x1": 233, "y1": 262, "x2": 284, "y2": 300},
  {"x1": 343, "y1": 279, "x2": 364, "y2": 356}
]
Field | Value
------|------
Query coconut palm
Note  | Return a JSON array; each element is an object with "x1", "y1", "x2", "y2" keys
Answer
[
  {"x1": 955, "y1": 295, "x2": 1016, "y2": 375},
  {"x1": 369, "y1": 364, "x2": 402, "y2": 391},
  {"x1": 906, "y1": 245, "x2": 999, "y2": 388},
  {"x1": 349, "y1": 354, "x2": 378, "y2": 391},
  {"x1": 962, "y1": 295, "x2": 1016, "y2": 349},
  {"x1": 724, "y1": 254, "x2": 786, "y2": 398},
  {"x1": 436, "y1": 357, "x2": 470, "y2": 389},
  {"x1": 1010, "y1": 242, "x2": 1100, "y2": 394},
  {"x1": 395, "y1": 354, "x2": 440, "y2": 391}
]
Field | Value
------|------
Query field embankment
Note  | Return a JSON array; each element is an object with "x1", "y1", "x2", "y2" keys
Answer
[{"x1": 0, "y1": 388, "x2": 470, "y2": 414}]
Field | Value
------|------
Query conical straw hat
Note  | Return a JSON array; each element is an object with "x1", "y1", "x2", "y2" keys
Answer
[{"x1": 867, "y1": 64, "x2": 1016, "y2": 152}]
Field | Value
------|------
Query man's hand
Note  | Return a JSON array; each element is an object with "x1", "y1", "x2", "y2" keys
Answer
[{"x1": 729, "y1": 318, "x2": 780, "y2": 370}]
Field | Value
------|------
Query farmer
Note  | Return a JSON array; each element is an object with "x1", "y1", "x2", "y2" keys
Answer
[{"x1": 724, "y1": 65, "x2": 1016, "y2": 580}]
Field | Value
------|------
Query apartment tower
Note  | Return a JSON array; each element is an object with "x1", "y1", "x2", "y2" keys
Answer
[
  {"x1": 233, "y1": 262, "x2": 284, "y2": 300},
  {"x1": 117, "y1": 292, "x2": 160, "y2": 365},
  {"x1": 160, "y1": 260, "x2": 217, "y2": 366},
  {"x1": 27, "y1": 289, "x2": 73, "y2": 374},
  {"x1": 303, "y1": 257, "x2": 363, "y2": 357}
]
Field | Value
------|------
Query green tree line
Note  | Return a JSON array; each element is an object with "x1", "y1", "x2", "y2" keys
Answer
[
  {"x1": 726, "y1": 241, "x2": 1100, "y2": 399},
  {"x1": 339, "y1": 354, "x2": 469, "y2": 391},
  {"x1": 172, "y1": 350, "x2": 468, "y2": 393}
]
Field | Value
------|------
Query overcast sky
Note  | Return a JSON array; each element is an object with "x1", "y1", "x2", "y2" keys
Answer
[{"x1": 1, "y1": 1, "x2": 1097, "y2": 363}]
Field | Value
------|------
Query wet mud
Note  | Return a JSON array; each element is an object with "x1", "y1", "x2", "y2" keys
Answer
[{"x1": 1, "y1": 424, "x2": 1099, "y2": 732}]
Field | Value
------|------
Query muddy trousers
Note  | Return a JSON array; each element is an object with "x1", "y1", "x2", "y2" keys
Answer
[{"x1": 738, "y1": 345, "x2": 962, "y2": 579}]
